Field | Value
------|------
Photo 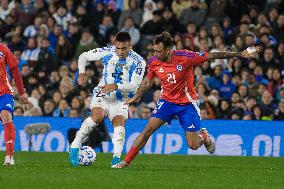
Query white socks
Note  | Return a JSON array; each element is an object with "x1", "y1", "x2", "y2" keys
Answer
[
  {"x1": 71, "y1": 117, "x2": 97, "y2": 148},
  {"x1": 112, "y1": 126, "x2": 125, "y2": 158}
]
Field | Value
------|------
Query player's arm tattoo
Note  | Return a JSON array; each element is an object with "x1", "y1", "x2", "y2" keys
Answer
[
  {"x1": 207, "y1": 51, "x2": 242, "y2": 59},
  {"x1": 134, "y1": 77, "x2": 154, "y2": 98}
]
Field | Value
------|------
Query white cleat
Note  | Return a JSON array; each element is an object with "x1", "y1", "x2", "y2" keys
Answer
[
  {"x1": 3, "y1": 156, "x2": 15, "y2": 165},
  {"x1": 111, "y1": 160, "x2": 128, "y2": 169},
  {"x1": 200, "y1": 128, "x2": 215, "y2": 154}
]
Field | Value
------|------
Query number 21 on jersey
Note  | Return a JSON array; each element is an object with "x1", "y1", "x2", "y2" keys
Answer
[{"x1": 166, "y1": 73, "x2": 176, "y2": 84}]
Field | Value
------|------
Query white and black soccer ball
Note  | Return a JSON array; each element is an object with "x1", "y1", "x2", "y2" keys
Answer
[{"x1": 78, "y1": 146, "x2": 96, "y2": 166}]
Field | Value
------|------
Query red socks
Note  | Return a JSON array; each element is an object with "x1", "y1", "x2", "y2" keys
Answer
[
  {"x1": 4, "y1": 122, "x2": 16, "y2": 156},
  {"x1": 125, "y1": 146, "x2": 139, "y2": 165}
]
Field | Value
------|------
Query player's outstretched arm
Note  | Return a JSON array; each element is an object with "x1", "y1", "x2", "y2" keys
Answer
[
  {"x1": 125, "y1": 77, "x2": 154, "y2": 104},
  {"x1": 207, "y1": 46, "x2": 261, "y2": 59},
  {"x1": 77, "y1": 48, "x2": 109, "y2": 86}
]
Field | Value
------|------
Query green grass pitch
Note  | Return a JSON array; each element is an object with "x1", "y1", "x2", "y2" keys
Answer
[{"x1": 0, "y1": 152, "x2": 283, "y2": 189}]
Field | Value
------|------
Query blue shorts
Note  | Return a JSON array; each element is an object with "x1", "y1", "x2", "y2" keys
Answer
[
  {"x1": 0, "y1": 94, "x2": 15, "y2": 114},
  {"x1": 151, "y1": 99, "x2": 201, "y2": 132}
]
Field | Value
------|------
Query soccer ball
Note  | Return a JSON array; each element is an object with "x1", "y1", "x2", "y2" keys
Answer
[{"x1": 78, "y1": 146, "x2": 96, "y2": 166}]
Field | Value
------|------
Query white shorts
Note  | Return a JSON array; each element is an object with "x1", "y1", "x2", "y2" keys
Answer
[{"x1": 90, "y1": 88, "x2": 129, "y2": 121}]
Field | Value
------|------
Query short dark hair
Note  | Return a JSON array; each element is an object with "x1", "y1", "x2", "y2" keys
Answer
[
  {"x1": 115, "y1": 32, "x2": 131, "y2": 42},
  {"x1": 153, "y1": 31, "x2": 173, "y2": 48}
]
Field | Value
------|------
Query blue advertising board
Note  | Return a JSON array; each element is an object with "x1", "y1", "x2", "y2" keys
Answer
[{"x1": 0, "y1": 117, "x2": 283, "y2": 157}]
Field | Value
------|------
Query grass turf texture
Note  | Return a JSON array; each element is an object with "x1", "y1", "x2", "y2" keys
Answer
[{"x1": 0, "y1": 152, "x2": 283, "y2": 189}]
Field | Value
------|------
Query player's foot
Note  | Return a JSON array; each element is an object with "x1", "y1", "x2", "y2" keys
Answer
[
  {"x1": 200, "y1": 128, "x2": 215, "y2": 154},
  {"x1": 69, "y1": 148, "x2": 79, "y2": 166},
  {"x1": 111, "y1": 160, "x2": 128, "y2": 169},
  {"x1": 3, "y1": 155, "x2": 15, "y2": 165},
  {"x1": 111, "y1": 156, "x2": 121, "y2": 168}
]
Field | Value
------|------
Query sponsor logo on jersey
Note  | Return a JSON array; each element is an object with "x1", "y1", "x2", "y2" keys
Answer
[
  {"x1": 176, "y1": 64, "x2": 183, "y2": 71},
  {"x1": 188, "y1": 124, "x2": 195, "y2": 129},
  {"x1": 158, "y1": 67, "x2": 164, "y2": 73},
  {"x1": 6, "y1": 104, "x2": 12, "y2": 108},
  {"x1": 197, "y1": 52, "x2": 205, "y2": 57},
  {"x1": 152, "y1": 109, "x2": 157, "y2": 114},
  {"x1": 0, "y1": 51, "x2": 3, "y2": 58}
]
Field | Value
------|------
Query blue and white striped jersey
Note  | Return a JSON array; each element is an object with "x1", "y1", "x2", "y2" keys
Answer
[{"x1": 78, "y1": 46, "x2": 146, "y2": 101}]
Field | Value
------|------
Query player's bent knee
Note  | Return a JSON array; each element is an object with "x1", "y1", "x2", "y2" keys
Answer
[
  {"x1": 112, "y1": 115, "x2": 126, "y2": 126},
  {"x1": 188, "y1": 142, "x2": 199, "y2": 150},
  {"x1": 91, "y1": 115, "x2": 103, "y2": 123},
  {"x1": 0, "y1": 110, "x2": 13, "y2": 124}
]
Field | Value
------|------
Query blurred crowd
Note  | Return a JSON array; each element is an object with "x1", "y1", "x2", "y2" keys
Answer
[{"x1": 1, "y1": 0, "x2": 284, "y2": 120}]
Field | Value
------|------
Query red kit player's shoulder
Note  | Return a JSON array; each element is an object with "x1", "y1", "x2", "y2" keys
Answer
[
  {"x1": 147, "y1": 56, "x2": 160, "y2": 66},
  {"x1": 173, "y1": 50, "x2": 196, "y2": 58},
  {"x1": 0, "y1": 43, "x2": 8, "y2": 52}
]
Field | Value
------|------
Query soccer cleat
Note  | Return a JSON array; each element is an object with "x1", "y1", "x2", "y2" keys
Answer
[
  {"x1": 111, "y1": 160, "x2": 128, "y2": 169},
  {"x1": 200, "y1": 128, "x2": 215, "y2": 154},
  {"x1": 69, "y1": 148, "x2": 79, "y2": 166},
  {"x1": 111, "y1": 156, "x2": 121, "y2": 168},
  {"x1": 3, "y1": 155, "x2": 15, "y2": 165}
]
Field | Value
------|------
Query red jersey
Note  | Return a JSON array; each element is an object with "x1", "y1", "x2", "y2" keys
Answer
[
  {"x1": 147, "y1": 50, "x2": 208, "y2": 104},
  {"x1": 0, "y1": 44, "x2": 18, "y2": 96}
]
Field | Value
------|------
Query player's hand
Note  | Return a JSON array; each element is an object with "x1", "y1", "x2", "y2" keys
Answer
[
  {"x1": 77, "y1": 73, "x2": 87, "y2": 86},
  {"x1": 20, "y1": 93, "x2": 29, "y2": 104},
  {"x1": 241, "y1": 46, "x2": 262, "y2": 58},
  {"x1": 124, "y1": 96, "x2": 142, "y2": 105},
  {"x1": 99, "y1": 84, "x2": 118, "y2": 93}
]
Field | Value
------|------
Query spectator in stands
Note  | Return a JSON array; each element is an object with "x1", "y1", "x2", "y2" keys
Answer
[
  {"x1": 74, "y1": 29, "x2": 99, "y2": 59},
  {"x1": 206, "y1": 0, "x2": 226, "y2": 25},
  {"x1": 120, "y1": 17, "x2": 140, "y2": 47},
  {"x1": 162, "y1": 8, "x2": 182, "y2": 35},
  {"x1": 53, "y1": 5, "x2": 71, "y2": 31},
  {"x1": 179, "y1": 0, "x2": 206, "y2": 27},
  {"x1": 16, "y1": 0, "x2": 37, "y2": 27},
  {"x1": 141, "y1": 0, "x2": 157, "y2": 26},
  {"x1": 48, "y1": 24, "x2": 62, "y2": 50},
  {"x1": 138, "y1": 105, "x2": 152, "y2": 119},
  {"x1": 118, "y1": 0, "x2": 143, "y2": 29},
  {"x1": 245, "y1": 97, "x2": 257, "y2": 114},
  {"x1": 207, "y1": 65, "x2": 222, "y2": 89},
  {"x1": 14, "y1": 106, "x2": 24, "y2": 116},
  {"x1": 259, "y1": 47, "x2": 279, "y2": 73},
  {"x1": 8, "y1": 34, "x2": 25, "y2": 52},
  {"x1": 0, "y1": 0, "x2": 12, "y2": 20},
  {"x1": 274, "y1": 13, "x2": 284, "y2": 41},
  {"x1": 56, "y1": 34, "x2": 73, "y2": 63},
  {"x1": 268, "y1": 68, "x2": 282, "y2": 99},
  {"x1": 36, "y1": 38, "x2": 57, "y2": 74},
  {"x1": 46, "y1": 70, "x2": 60, "y2": 92},
  {"x1": 67, "y1": 23, "x2": 81, "y2": 55},
  {"x1": 219, "y1": 71, "x2": 236, "y2": 99},
  {"x1": 200, "y1": 105, "x2": 209, "y2": 120},
  {"x1": 53, "y1": 99, "x2": 70, "y2": 117},
  {"x1": 52, "y1": 91, "x2": 62, "y2": 107},
  {"x1": 260, "y1": 90, "x2": 277, "y2": 119},
  {"x1": 23, "y1": 15, "x2": 44, "y2": 38},
  {"x1": 217, "y1": 99, "x2": 231, "y2": 119},
  {"x1": 252, "y1": 104, "x2": 262, "y2": 120},
  {"x1": 238, "y1": 85, "x2": 248, "y2": 100},
  {"x1": 222, "y1": 17, "x2": 233, "y2": 43},
  {"x1": 69, "y1": 108, "x2": 80, "y2": 118},
  {"x1": 147, "y1": 90, "x2": 161, "y2": 109},
  {"x1": 20, "y1": 37, "x2": 40, "y2": 68},
  {"x1": 43, "y1": 98, "x2": 55, "y2": 116},
  {"x1": 194, "y1": 26, "x2": 212, "y2": 48},
  {"x1": 171, "y1": 0, "x2": 190, "y2": 18},
  {"x1": 274, "y1": 100, "x2": 284, "y2": 120},
  {"x1": 196, "y1": 82, "x2": 209, "y2": 104},
  {"x1": 128, "y1": 103, "x2": 139, "y2": 118}
]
